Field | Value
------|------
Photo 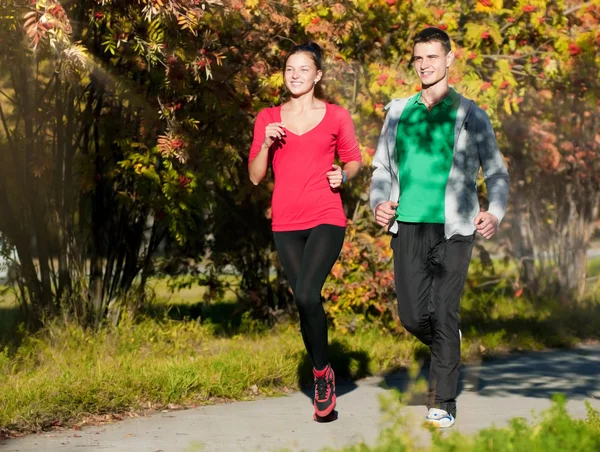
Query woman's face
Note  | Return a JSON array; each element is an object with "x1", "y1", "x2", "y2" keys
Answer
[{"x1": 284, "y1": 52, "x2": 322, "y2": 97}]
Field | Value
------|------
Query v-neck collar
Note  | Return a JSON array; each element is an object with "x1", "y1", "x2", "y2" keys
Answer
[{"x1": 278, "y1": 103, "x2": 329, "y2": 137}]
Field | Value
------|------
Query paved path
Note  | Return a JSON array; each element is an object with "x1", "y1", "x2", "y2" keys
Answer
[{"x1": 4, "y1": 345, "x2": 600, "y2": 452}]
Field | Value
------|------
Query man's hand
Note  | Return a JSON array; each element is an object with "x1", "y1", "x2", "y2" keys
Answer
[
  {"x1": 375, "y1": 201, "x2": 398, "y2": 227},
  {"x1": 474, "y1": 211, "x2": 499, "y2": 239}
]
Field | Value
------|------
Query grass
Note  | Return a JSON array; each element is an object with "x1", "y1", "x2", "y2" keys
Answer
[
  {"x1": 587, "y1": 256, "x2": 600, "y2": 279},
  {"x1": 0, "y1": 316, "x2": 420, "y2": 435},
  {"x1": 329, "y1": 395, "x2": 600, "y2": 451},
  {"x1": 0, "y1": 289, "x2": 20, "y2": 347},
  {"x1": 0, "y1": 269, "x2": 599, "y2": 437},
  {"x1": 460, "y1": 291, "x2": 600, "y2": 355}
]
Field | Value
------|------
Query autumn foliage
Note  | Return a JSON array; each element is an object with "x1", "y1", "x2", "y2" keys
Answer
[
  {"x1": 0, "y1": 0, "x2": 599, "y2": 326},
  {"x1": 323, "y1": 223, "x2": 400, "y2": 333}
]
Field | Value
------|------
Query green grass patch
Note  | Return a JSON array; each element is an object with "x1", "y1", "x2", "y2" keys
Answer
[
  {"x1": 0, "y1": 277, "x2": 599, "y2": 437},
  {"x1": 331, "y1": 395, "x2": 600, "y2": 451},
  {"x1": 0, "y1": 316, "x2": 419, "y2": 435},
  {"x1": 0, "y1": 289, "x2": 22, "y2": 347},
  {"x1": 460, "y1": 290, "x2": 600, "y2": 356},
  {"x1": 587, "y1": 256, "x2": 600, "y2": 279},
  {"x1": 149, "y1": 274, "x2": 240, "y2": 308}
]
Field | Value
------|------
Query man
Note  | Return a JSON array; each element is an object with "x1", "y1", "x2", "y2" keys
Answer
[{"x1": 369, "y1": 27, "x2": 509, "y2": 427}]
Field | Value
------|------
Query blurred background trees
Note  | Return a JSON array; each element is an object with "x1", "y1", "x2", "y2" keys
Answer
[{"x1": 0, "y1": 0, "x2": 598, "y2": 328}]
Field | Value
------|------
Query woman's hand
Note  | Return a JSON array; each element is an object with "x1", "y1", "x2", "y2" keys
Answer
[
  {"x1": 326, "y1": 164, "x2": 344, "y2": 189},
  {"x1": 264, "y1": 122, "x2": 286, "y2": 147}
]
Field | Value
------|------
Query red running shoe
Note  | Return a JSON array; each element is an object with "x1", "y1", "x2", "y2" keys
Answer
[{"x1": 313, "y1": 364, "x2": 336, "y2": 418}]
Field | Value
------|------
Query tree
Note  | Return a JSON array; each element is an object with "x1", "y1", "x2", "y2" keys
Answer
[
  {"x1": 1, "y1": 0, "x2": 598, "y2": 330},
  {"x1": 0, "y1": 0, "x2": 222, "y2": 326},
  {"x1": 505, "y1": 67, "x2": 600, "y2": 300}
]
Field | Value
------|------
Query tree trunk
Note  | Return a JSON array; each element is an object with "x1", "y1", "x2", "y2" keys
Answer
[
  {"x1": 90, "y1": 93, "x2": 105, "y2": 326},
  {"x1": 20, "y1": 61, "x2": 54, "y2": 315}
]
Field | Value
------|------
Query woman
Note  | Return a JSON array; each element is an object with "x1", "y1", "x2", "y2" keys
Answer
[{"x1": 248, "y1": 43, "x2": 362, "y2": 421}]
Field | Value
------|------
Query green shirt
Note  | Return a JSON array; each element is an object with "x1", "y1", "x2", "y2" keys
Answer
[{"x1": 395, "y1": 89, "x2": 460, "y2": 223}]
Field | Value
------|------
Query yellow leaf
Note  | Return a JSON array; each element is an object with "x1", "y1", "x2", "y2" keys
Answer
[
  {"x1": 473, "y1": 0, "x2": 503, "y2": 13},
  {"x1": 503, "y1": 97, "x2": 511, "y2": 115},
  {"x1": 267, "y1": 72, "x2": 284, "y2": 88}
]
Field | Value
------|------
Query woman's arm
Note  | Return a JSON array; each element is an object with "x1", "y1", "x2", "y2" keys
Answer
[
  {"x1": 328, "y1": 106, "x2": 363, "y2": 188},
  {"x1": 342, "y1": 160, "x2": 362, "y2": 181},
  {"x1": 249, "y1": 142, "x2": 270, "y2": 185},
  {"x1": 327, "y1": 160, "x2": 362, "y2": 189},
  {"x1": 248, "y1": 110, "x2": 285, "y2": 185}
]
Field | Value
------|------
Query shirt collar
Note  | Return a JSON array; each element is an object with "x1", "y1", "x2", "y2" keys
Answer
[
  {"x1": 415, "y1": 88, "x2": 459, "y2": 107},
  {"x1": 442, "y1": 88, "x2": 460, "y2": 106}
]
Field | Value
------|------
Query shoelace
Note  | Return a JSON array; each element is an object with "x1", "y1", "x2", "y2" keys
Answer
[{"x1": 315, "y1": 376, "x2": 331, "y2": 400}]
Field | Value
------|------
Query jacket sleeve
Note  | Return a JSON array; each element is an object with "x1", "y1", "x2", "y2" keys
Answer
[
  {"x1": 369, "y1": 108, "x2": 393, "y2": 214},
  {"x1": 475, "y1": 108, "x2": 510, "y2": 223}
]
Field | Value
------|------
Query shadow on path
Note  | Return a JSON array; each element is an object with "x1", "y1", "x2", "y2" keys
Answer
[
  {"x1": 379, "y1": 345, "x2": 600, "y2": 404},
  {"x1": 380, "y1": 357, "x2": 466, "y2": 406},
  {"x1": 460, "y1": 345, "x2": 600, "y2": 400}
]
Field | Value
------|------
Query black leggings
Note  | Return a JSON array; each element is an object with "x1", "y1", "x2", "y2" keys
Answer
[{"x1": 273, "y1": 224, "x2": 346, "y2": 370}]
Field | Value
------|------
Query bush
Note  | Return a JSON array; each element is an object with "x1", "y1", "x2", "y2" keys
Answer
[{"x1": 323, "y1": 223, "x2": 400, "y2": 333}]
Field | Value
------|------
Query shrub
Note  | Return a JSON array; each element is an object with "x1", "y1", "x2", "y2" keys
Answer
[
  {"x1": 323, "y1": 223, "x2": 401, "y2": 333},
  {"x1": 334, "y1": 395, "x2": 600, "y2": 451}
]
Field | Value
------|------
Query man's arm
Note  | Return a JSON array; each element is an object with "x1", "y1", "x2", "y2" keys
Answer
[
  {"x1": 474, "y1": 108, "x2": 510, "y2": 238},
  {"x1": 476, "y1": 108, "x2": 509, "y2": 221},
  {"x1": 369, "y1": 109, "x2": 394, "y2": 215}
]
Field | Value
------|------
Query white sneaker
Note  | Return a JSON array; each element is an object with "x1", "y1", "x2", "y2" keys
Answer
[{"x1": 425, "y1": 408, "x2": 455, "y2": 428}]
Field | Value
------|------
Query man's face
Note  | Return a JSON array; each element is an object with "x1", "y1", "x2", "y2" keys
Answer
[{"x1": 412, "y1": 41, "x2": 454, "y2": 87}]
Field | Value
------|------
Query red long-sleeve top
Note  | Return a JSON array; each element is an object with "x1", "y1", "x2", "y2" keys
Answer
[{"x1": 249, "y1": 103, "x2": 362, "y2": 232}]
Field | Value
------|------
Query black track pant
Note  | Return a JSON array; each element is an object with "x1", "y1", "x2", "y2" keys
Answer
[
  {"x1": 391, "y1": 222, "x2": 474, "y2": 418},
  {"x1": 273, "y1": 224, "x2": 346, "y2": 370}
]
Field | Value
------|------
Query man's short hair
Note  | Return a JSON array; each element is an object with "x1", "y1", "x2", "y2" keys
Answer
[{"x1": 413, "y1": 27, "x2": 452, "y2": 54}]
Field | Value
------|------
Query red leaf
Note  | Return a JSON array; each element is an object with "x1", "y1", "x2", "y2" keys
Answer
[
  {"x1": 24, "y1": 17, "x2": 37, "y2": 28},
  {"x1": 568, "y1": 43, "x2": 582, "y2": 56},
  {"x1": 376, "y1": 74, "x2": 389, "y2": 86}
]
